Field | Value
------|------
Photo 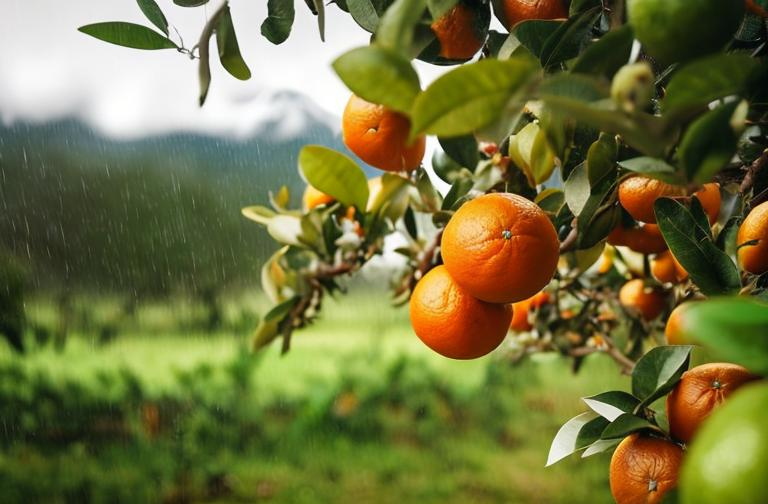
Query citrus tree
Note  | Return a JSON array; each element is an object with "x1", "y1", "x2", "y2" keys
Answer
[{"x1": 80, "y1": 0, "x2": 768, "y2": 502}]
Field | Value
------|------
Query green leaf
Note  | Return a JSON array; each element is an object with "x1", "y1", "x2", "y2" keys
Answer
[
  {"x1": 261, "y1": 0, "x2": 295, "y2": 44},
  {"x1": 410, "y1": 57, "x2": 539, "y2": 138},
  {"x1": 617, "y1": 157, "x2": 682, "y2": 184},
  {"x1": 441, "y1": 174, "x2": 474, "y2": 210},
  {"x1": 663, "y1": 54, "x2": 759, "y2": 118},
  {"x1": 78, "y1": 22, "x2": 178, "y2": 50},
  {"x1": 173, "y1": 0, "x2": 209, "y2": 6},
  {"x1": 564, "y1": 163, "x2": 590, "y2": 216},
  {"x1": 299, "y1": 146, "x2": 369, "y2": 210},
  {"x1": 415, "y1": 168, "x2": 442, "y2": 212},
  {"x1": 311, "y1": 0, "x2": 326, "y2": 42},
  {"x1": 583, "y1": 391, "x2": 641, "y2": 421},
  {"x1": 375, "y1": 0, "x2": 427, "y2": 55},
  {"x1": 682, "y1": 297, "x2": 768, "y2": 376},
  {"x1": 136, "y1": 0, "x2": 169, "y2": 35},
  {"x1": 540, "y1": 6, "x2": 601, "y2": 68},
  {"x1": 438, "y1": 135, "x2": 479, "y2": 169},
  {"x1": 546, "y1": 412, "x2": 607, "y2": 466},
  {"x1": 572, "y1": 25, "x2": 634, "y2": 78},
  {"x1": 264, "y1": 296, "x2": 301, "y2": 322},
  {"x1": 678, "y1": 101, "x2": 742, "y2": 184},
  {"x1": 586, "y1": 133, "x2": 617, "y2": 185},
  {"x1": 535, "y1": 188, "x2": 565, "y2": 214},
  {"x1": 196, "y1": 2, "x2": 228, "y2": 106},
  {"x1": 216, "y1": 6, "x2": 251, "y2": 80},
  {"x1": 600, "y1": 413, "x2": 661, "y2": 439},
  {"x1": 512, "y1": 20, "x2": 563, "y2": 58},
  {"x1": 347, "y1": 0, "x2": 385, "y2": 32},
  {"x1": 582, "y1": 439, "x2": 619, "y2": 458},
  {"x1": 426, "y1": 0, "x2": 459, "y2": 19},
  {"x1": 332, "y1": 46, "x2": 421, "y2": 114},
  {"x1": 654, "y1": 198, "x2": 741, "y2": 296},
  {"x1": 432, "y1": 150, "x2": 462, "y2": 183},
  {"x1": 631, "y1": 346, "x2": 692, "y2": 405},
  {"x1": 509, "y1": 122, "x2": 556, "y2": 186}
]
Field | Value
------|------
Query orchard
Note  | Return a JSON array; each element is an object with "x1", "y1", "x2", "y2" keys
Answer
[{"x1": 79, "y1": 0, "x2": 768, "y2": 502}]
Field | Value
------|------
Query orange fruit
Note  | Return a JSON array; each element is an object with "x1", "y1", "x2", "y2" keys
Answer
[
  {"x1": 509, "y1": 291, "x2": 550, "y2": 332},
  {"x1": 342, "y1": 95, "x2": 426, "y2": 172},
  {"x1": 609, "y1": 433, "x2": 683, "y2": 504},
  {"x1": 409, "y1": 265, "x2": 513, "y2": 359},
  {"x1": 440, "y1": 192, "x2": 560, "y2": 304},
  {"x1": 431, "y1": 3, "x2": 486, "y2": 60},
  {"x1": 495, "y1": 0, "x2": 569, "y2": 30},
  {"x1": 737, "y1": 200, "x2": 768, "y2": 274},
  {"x1": 302, "y1": 185, "x2": 335, "y2": 211},
  {"x1": 608, "y1": 222, "x2": 668, "y2": 255},
  {"x1": 666, "y1": 363, "x2": 759, "y2": 443},
  {"x1": 619, "y1": 279, "x2": 667, "y2": 321},
  {"x1": 664, "y1": 302, "x2": 694, "y2": 345},
  {"x1": 651, "y1": 250, "x2": 688, "y2": 284},
  {"x1": 618, "y1": 176, "x2": 720, "y2": 224}
]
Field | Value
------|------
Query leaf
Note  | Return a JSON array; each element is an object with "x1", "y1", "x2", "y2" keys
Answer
[
  {"x1": 512, "y1": 20, "x2": 563, "y2": 58},
  {"x1": 137, "y1": 0, "x2": 169, "y2": 35},
  {"x1": 441, "y1": 175, "x2": 474, "y2": 210},
  {"x1": 586, "y1": 133, "x2": 617, "y2": 185},
  {"x1": 261, "y1": 0, "x2": 295, "y2": 44},
  {"x1": 299, "y1": 146, "x2": 369, "y2": 210},
  {"x1": 663, "y1": 54, "x2": 759, "y2": 118},
  {"x1": 241, "y1": 205, "x2": 276, "y2": 225},
  {"x1": 311, "y1": 0, "x2": 326, "y2": 41},
  {"x1": 536, "y1": 188, "x2": 565, "y2": 214},
  {"x1": 631, "y1": 346, "x2": 692, "y2": 406},
  {"x1": 78, "y1": 22, "x2": 178, "y2": 50},
  {"x1": 196, "y1": 2, "x2": 228, "y2": 106},
  {"x1": 410, "y1": 57, "x2": 539, "y2": 139},
  {"x1": 540, "y1": 6, "x2": 601, "y2": 68},
  {"x1": 216, "y1": 6, "x2": 251, "y2": 80},
  {"x1": 375, "y1": 0, "x2": 427, "y2": 55},
  {"x1": 333, "y1": 46, "x2": 421, "y2": 114},
  {"x1": 173, "y1": 0, "x2": 209, "y2": 6},
  {"x1": 572, "y1": 25, "x2": 634, "y2": 78},
  {"x1": 259, "y1": 246, "x2": 289, "y2": 304},
  {"x1": 583, "y1": 391, "x2": 640, "y2": 421},
  {"x1": 438, "y1": 135, "x2": 479, "y2": 169},
  {"x1": 426, "y1": 0, "x2": 459, "y2": 19},
  {"x1": 368, "y1": 173, "x2": 411, "y2": 218},
  {"x1": 582, "y1": 439, "x2": 619, "y2": 458},
  {"x1": 617, "y1": 157, "x2": 682, "y2": 184},
  {"x1": 654, "y1": 198, "x2": 742, "y2": 296},
  {"x1": 415, "y1": 168, "x2": 442, "y2": 212},
  {"x1": 682, "y1": 297, "x2": 768, "y2": 376},
  {"x1": 564, "y1": 163, "x2": 590, "y2": 216},
  {"x1": 678, "y1": 101, "x2": 742, "y2": 184},
  {"x1": 347, "y1": 0, "x2": 384, "y2": 32},
  {"x1": 264, "y1": 296, "x2": 300, "y2": 322},
  {"x1": 546, "y1": 412, "x2": 609, "y2": 466},
  {"x1": 509, "y1": 122, "x2": 556, "y2": 186},
  {"x1": 267, "y1": 215, "x2": 304, "y2": 246},
  {"x1": 600, "y1": 413, "x2": 661, "y2": 439}
]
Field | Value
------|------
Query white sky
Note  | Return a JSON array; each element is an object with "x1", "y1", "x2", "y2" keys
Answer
[{"x1": 0, "y1": 0, "x2": 448, "y2": 138}]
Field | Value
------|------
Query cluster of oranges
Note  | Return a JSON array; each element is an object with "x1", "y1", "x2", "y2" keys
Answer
[{"x1": 609, "y1": 362, "x2": 759, "y2": 503}]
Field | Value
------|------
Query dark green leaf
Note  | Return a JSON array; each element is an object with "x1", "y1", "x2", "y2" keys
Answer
[
  {"x1": 264, "y1": 296, "x2": 301, "y2": 322},
  {"x1": 512, "y1": 20, "x2": 563, "y2": 58},
  {"x1": 438, "y1": 135, "x2": 479, "y2": 169},
  {"x1": 136, "y1": 0, "x2": 169, "y2": 35},
  {"x1": 682, "y1": 298, "x2": 768, "y2": 376},
  {"x1": 431, "y1": 150, "x2": 463, "y2": 183},
  {"x1": 78, "y1": 22, "x2": 178, "y2": 50},
  {"x1": 583, "y1": 391, "x2": 641, "y2": 421},
  {"x1": 333, "y1": 46, "x2": 421, "y2": 114},
  {"x1": 678, "y1": 101, "x2": 741, "y2": 184},
  {"x1": 535, "y1": 188, "x2": 565, "y2": 214},
  {"x1": 617, "y1": 157, "x2": 682, "y2": 184},
  {"x1": 216, "y1": 6, "x2": 251, "y2": 80},
  {"x1": 261, "y1": 0, "x2": 295, "y2": 44},
  {"x1": 375, "y1": 0, "x2": 426, "y2": 55},
  {"x1": 299, "y1": 146, "x2": 369, "y2": 210},
  {"x1": 572, "y1": 25, "x2": 634, "y2": 78},
  {"x1": 600, "y1": 413, "x2": 661, "y2": 439},
  {"x1": 346, "y1": 0, "x2": 389, "y2": 32},
  {"x1": 540, "y1": 6, "x2": 601, "y2": 68},
  {"x1": 441, "y1": 175, "x2": 474, "y2": 210},
  {"x1": 173, "y1": 0, "x2": 209, "y2": 6},
  {"x1": 632, "y1": 346, "x2": 692, "y2": 405},
  {"x1": 654, "y1": 198, "x2": 741, "y2": 296},
  {"x1": 197, "y1": 3, "x2": 228, "y2": 106},
  {"x1": 426, "y1": 0, "x2": 459, "y2": 19},
  {"x1": 311, "y1": 0, "x2": 326, "y2": 41}
]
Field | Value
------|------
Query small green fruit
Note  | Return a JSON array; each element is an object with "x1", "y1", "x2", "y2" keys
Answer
[{"x1": 611, "y1": 62, "x2": 655, "y2": 113}]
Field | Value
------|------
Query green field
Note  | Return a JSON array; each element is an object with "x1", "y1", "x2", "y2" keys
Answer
[{"x1": 0, "y1": 292, "x2": 626, "y2": 503}]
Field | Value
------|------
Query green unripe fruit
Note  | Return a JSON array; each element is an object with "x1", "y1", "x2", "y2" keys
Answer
[
  {"x1": 680, "y1": 382, "x2": 768, "y2": 504},
  {"x1": 627, "y1": 0, "x2": 745, "y2": 65},
  {"x1": 611, "y1": 62, "x2": 654, "y2": 113}
]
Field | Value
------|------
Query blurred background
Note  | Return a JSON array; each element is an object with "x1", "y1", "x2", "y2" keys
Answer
[{"x1": 0, "y1": 1, "x2": 622, "y2": 502}]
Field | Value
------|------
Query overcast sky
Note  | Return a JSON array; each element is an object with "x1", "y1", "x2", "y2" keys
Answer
[{"x1": 0, "y1": 0, "x2": 450, "y2": 138}]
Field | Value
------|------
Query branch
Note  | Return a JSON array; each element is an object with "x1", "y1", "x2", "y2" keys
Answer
[{"x1": 740, "y1": 148, "x2": 768, "y2": 202}]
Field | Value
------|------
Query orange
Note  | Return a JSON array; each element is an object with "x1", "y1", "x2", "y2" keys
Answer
[
  {"x1": 440, "y1": 193, "x2": 560, "y2": 304},
  {"x1": 666, "y1": 363, "x2": 759, "y2": 443},
  {"x1": 618, "y1": 176, "x2": 720, "y2": 224},
  {"x1": 619, "y1": 279, "x2": 667, "y2": 321},
  {"x1": 431, "y1": 3, "x2": 485, "y2": 60},
  {"x1": 302, "y1": 185, "x2": 335, "y2": 211},
  {"x1": 608, "y1": 222, "x2": 668, "y2": 255},
  {"x1": 342, "y1": 95, "x2": 425, "y2": 172},
  {"x1": 509, "y1": 291, "x2": 550, "y2": 332},
  {"x1": 651, "y1": 250, "x2": 688, "y2": 284},
  {"x1": 409, "y1": 265, "x2": 512, "y2": 359},
  {"x1": 664, "y1": 301, "x2": 694, "y2": 345},
  {"x1": 609, "y1": 433, "x2": 683, "y2": 504},
  {"x1": 496, "y1": 0, "x2": 569, "y2": 30},
  {"x1": 737, "y1": 200, "x2": 768, "y2": 274}
]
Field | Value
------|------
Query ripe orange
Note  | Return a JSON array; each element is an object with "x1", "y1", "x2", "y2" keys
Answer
[
  {"x1": 666, "y1": 363, "x2": 759, "y2": 443},
  {"x1": 651, "y1": 250, "x2": 688, "y2": 284},
  {"x1": 302, "y1": 185, "x2": 335, "y2": 211},
  {"x1": 619, "y1": 279, "x2": 667, "y2": 321},
  {"x1": 509, "y1": 291, "x2": 550, "y2": 332},
  {"x1": 618, "y1": 176, "x2": 720, "y2": 224},
  {"x1": 431, "y1": 3, "x2": 486, "y2": 60},
  {"x1": 495, "y1": 0, "x2": 569, "y2": 30},
  {"x1": 664, "y1": 302, "x2": 694, "y2": 345},
  {"x1": 342, "y1": 95, "x2": 426, "y2": 172},
  {"x1": 440, "y1": 193, "x2": 560, "y2": 304},
  {"x1": 608, "y1": 222, "x2": 668, "y2": 255},
  {"x1": 409, "y1": 265, "x2": 513, "y2": 359},
  {"x1": 737, "y1": 200, "x2": 768, "y2": 274},
  {"x1": 609, "y1": 433, "x2": 683, "y2": 504}
]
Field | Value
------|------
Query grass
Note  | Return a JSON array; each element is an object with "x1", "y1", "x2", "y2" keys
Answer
[{"x1": 0, "y1": 290, "x2": 629, "y2": 503}]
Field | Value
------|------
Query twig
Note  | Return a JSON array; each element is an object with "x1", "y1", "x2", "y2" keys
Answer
[
  {"x1": 408, "y1": 229, "x2": 444, "y2": 292},
  {"x1": 740, "y1": 149, "x2": 768, "y2": 201},
  {"x1": 559, "y1": 224, "x2": 578, "y2": 253}
]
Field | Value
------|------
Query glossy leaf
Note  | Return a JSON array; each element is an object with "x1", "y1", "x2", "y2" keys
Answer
[
  {"x1": 333, "y1": 46, "x2": 421, "y2": 113},
  {"x1": 586, "y1": 133, "x2": 617, "y2": 185},
  {"x1": 600, "y1": 413, "x2": 660, "y2": 439},
  {"x1": 512, "y1": 20, "x2": 563, "y2": 58},
  {"x1": 582, "y1": 391, "x2": 640, "y2": 421},
  {"x1": 375, "y1": 0, "x2": 427, "y2": 55},
  {"x1": 261, "y1": 0, "x2": 295, "y2": 44},
  {"x1": 347, "y1": 0, "x2": 384, "y2": 32},
  {"x1": 540, "y1": 6, "x2": 601, "y2": 68},
  {"x1": 299, "y1": 146, "x2": 369, "y2": 210},
  {"x1": 137, "y1": 0, "x2": 169, "y2": 35},
  {"x1": 216, "y1": 6, "x2": 251, "y2": 80},
  {"x1": 438, "y1": 135, "x2": 479, "y2": 169},
  {"x1": 173, "y1": 0, "x2": 209, "y2": 6},
  {"x1": 582, "y1": 439, "x2": 619, "y2": 458},
  {"x1": 572, "y1": 25, "x2": 634, "y2": 78},
  {"x1": 678, "y1": 101, "x2": 742, "y2": 184},
  {"x1": 197, "y1": 2, "x2": 228, "y2": 105},
  {"x1": 546, "y1": 412, "x2": 605, "y2": 466},
  {"x1": 78, "y1": 22, "x2": 178, "y2": 50},
  {"x1": 632, "y1": 346, "x2": 692, "y2": 405}
]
